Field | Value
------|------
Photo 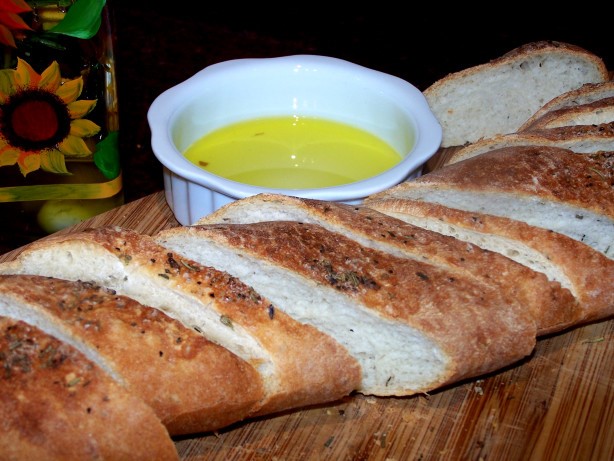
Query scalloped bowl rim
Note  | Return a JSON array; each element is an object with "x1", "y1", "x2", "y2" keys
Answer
[{"x1": 148, "y1": 55, "x2": 442, "y2": 223}]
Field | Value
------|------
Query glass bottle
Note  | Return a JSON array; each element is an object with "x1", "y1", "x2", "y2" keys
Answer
[{"x1": 0, "y1": 0, "x2": 122, "y2": 252}]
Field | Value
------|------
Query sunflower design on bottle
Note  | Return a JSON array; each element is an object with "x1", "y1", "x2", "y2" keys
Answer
[
  {"x1": 0, "y1": 0, "x2": 121, "y2": 247},
  {"x1": 0, "y1": 57, "x2": 102, "y2": 176}
]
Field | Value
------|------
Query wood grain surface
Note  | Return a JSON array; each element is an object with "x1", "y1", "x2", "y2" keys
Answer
[{"x1": 0, "y1": 148, "x2": 612, "y2": 461}]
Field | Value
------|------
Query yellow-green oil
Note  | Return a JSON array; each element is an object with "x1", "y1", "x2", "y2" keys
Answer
[{"x1": 182, "y1": 116, "x2": 405, "y2": 189}]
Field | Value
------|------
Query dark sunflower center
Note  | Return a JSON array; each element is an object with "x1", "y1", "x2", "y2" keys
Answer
[{"x1": 1, "y1": 89, "x2": 72, "y2": 151}]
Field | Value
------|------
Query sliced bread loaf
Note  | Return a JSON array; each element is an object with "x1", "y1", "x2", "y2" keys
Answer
[
  {"x1": 0, "y1": 227, "x2": 360, "y2": 418},
  {"x1": 366, "y1": 199, "x2": 614, "y2": 326},
  {"x1": 0, "y1": 313, "x2": 179, "y2": 461},
  {"x1": 444, "y1": 122, "x2": 614, "y2": 165},
  {"x1": 154, "y1": 221, "x2": 538, "y2": 397},
  {"x1": 518, "y1": 81, "x2": 614, "y2": 131},
  {"x1": 518, "y1": 96, "x2": 614, "y2": 131},
  {"x1": 0, "y1": 273, "x2": 264, "y2": 436},
  {"x1": 423, "y1": 41, "x2": 610, "y2": 147},
  {"x1": 198, "y1": 193, "x2": 580, "y2": 335},
  {"x1": 366, "y1": 146, "x2": 614, "y2": 260}
]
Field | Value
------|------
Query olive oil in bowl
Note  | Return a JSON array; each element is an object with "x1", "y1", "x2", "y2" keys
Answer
[{"x1": 183, "y1": 116, "x2": 406, "y2": 189}]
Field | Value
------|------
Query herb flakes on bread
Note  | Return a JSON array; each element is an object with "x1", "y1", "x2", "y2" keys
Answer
[
  {"x1": 0, "y1": 311, "x2": 179, "y2": 461},
  {"x1": 154, "y1": 221, "x2": 538, "y2": 396},
  {"x1": 0, "y1": 226, "x2": 361, "y2": 419},
  {"x1": 0, "y1": 274, "x2": 264, "y2": 436},
  {"x1": 198, "y1": 193, "x2": 581, "y2": 336}
]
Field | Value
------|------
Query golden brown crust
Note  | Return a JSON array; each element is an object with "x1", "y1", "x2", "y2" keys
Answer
[
  {"x1": 0, "y1": 316, "x2": 179, "y2": 461},
  {"x1": 175, "y1": 221, "x2": 538, "y2": 388},
  {"x1": 369, "y1": 147, "x2": 614, "y2": 218},
  {"x1": 0, "y1": 273, "x2": 264, "y2": 436},
  {"x1": 6, "y1": 227, "x2": 362, "y2": 418},
  {"x1": 366, "y1": 199, "x2": 614, "y2": 327},
  {"x1": 200, "y1": 193, "x2": 579, "y2": 336}
]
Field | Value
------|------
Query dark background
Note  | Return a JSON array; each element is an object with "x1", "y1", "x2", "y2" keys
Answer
[{"x1": 110, "y1": 3, "x2": 613, "y2": 205}]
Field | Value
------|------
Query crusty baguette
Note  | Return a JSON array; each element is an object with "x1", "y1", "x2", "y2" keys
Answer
[
  {"x1": 518, "y1": 81, "x2": 614, "y2": 131},
  {"x1": 154, "y1": 221, "x2": 538, "y2": 396},
  {"x1": 0, "y1": 314, "x2": 179, "y2": 461},
  {"x1": 518, "y1": 96, "x2": 614, "y2": 131},
  {"x1": 424, "y1": 41, "x2": 610, "y2": 147},
  {"x1": 0, "y1": 226, "x2": 360, "y2": 418},
  {"x1": 0, "y1": 274, "x2": 264, "y2": 436},
  {"x1": 365, "y1": 199, "x2": 614, "y2": 326},
  {"x1": 444, "y1": 122, "x2": 614, "y2": 166},
  {"x1": 366, "y1": 146, "x2": 614, "y2": 260},
  {"x1": 198, "y1": 193, "x2": 580, "y2": 335}
]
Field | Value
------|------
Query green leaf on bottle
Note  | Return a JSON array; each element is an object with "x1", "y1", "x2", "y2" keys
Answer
[
  {"x1": 48, "y1": 0, "x2": 107, "y2": 39},
  {"x1": 94, "y1": 131, "x2": 120, "y2": 179}
]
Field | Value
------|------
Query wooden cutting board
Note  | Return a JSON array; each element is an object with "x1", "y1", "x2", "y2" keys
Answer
[{"x1": 0, "y1": 148, "x2": 612, "y2": 461}]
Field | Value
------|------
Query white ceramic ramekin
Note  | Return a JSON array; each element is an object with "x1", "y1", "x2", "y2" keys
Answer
[{"x1": 148, "y1": 55, "x2": 442, "y2": 225}]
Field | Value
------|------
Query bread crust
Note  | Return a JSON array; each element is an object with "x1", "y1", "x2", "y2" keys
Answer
[
  {"x1": 200, "y1": 193, "x2": 579, "y2": 335},
  {"x1": 519, "y1": 81, "x2": 614, "y2": 131},
  {"x1": 0, "y1": 273, "x2": 264, "y2": 436},
  {"x1": 519, "y1": 96, "x2": 614, "y2": 131},
  {"x1": 368, "y1": 146, "x2": 614, "y2": 218},
  {"x1": 366, "y1": 199, "x2": 614, "y2": 326},
  {"x1": 0, "y1": 227, "x2": 361, "y2": 418},
  {"x1": 0, "y1": 316, "x2": 179, "y2": 461},
  {"x1": 445, "y1": 122, "x2": 614, "y2": 165},
  {"x1": 159, "y1": 221, "x2": 538, "y2": 392},
  {"x1": 498, "y1": 40, "x2": 608, "y2": 63},
  {"x1": 424, "y1": 41, "x2": 610, "y2": 147}
]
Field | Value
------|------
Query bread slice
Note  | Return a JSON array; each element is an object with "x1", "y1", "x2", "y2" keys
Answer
[
  {"x1": 366, "y1": 199, "x2": 614, "y2": 326},
  {"x1": 366, "y1": 146, "x2": 614, "y2": 260},
  {"x1": 154, "y1": 221, "x2": 538, "y2": 397},
  {"x1": 0, "y1": 314, "x2": 179, "y2": 461},
  {"x1": 198, "y1": 193, "x2": 580, "y2": 335},
  {"x1": 445, "y1": 122, "x2": 614, "y2": 166},
  {"x1": 0, "y1": 273, "x2": 264, "y2": 436},
  {"x1": 0, "y1": 226, "x2": 360, "y2": 418},
  {"x1": 423, "y1": 41, "x2": 610, "y2": 147},
  {"x1": 518, "y1": 96, "x2": 614, "y2": 131},
  {"x1": 518, "y1": 81, "x2": 614, "y2": 131}
]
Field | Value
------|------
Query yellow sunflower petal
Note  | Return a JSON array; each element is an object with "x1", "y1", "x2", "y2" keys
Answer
[
  {"x1": 14, "y1": 57, "x2": 40, "y2": 88},
  {"x1": 67, "y1": 99, "x2": 97, "y2": 119},
  {"x1": 70, "y1": 118, "x2": 101, "y2": 138},
  {"x1": 17, "y1": 152, "x2": 41, "y2": 176},
  {"x1": 0, "y1": 68, "x2": 16, "y2": 103},
  {"x1": 55, "y1": 76, "x2": 83, "y2": 104},
  {"x1": 38, "y1": 60, "x2": 61, "y2": 92},
  {"x1": 39, "y1": 149, "x2": 70, "y2": 174},
  {"x1": 58, "y1": 134, "x2": 93, "y2": 156},
  {"x1": 0, "y1": 147, "x2": 19, "y2": 167}
]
